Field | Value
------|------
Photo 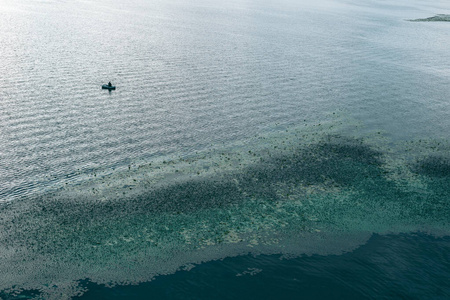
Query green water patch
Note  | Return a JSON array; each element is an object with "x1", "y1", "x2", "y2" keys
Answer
[{"x1": 1, "y1": 119, "x2": 449, "y2": 299}]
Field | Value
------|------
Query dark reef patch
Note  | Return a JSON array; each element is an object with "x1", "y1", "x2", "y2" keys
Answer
[
  {"x1": 409, "y1": 14, "x2": 450, "y2": 22},
  {"x1": 412, "y1": 156, "x2": 450, "y2": 178}
]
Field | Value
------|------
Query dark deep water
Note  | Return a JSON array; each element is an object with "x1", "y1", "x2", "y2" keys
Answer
[
  {"x1": 1, "y1": 0, "x2": 450, "y2": 299},
  {"x1": 77, "y1": 234, "x2": 450, "y2": 300},
  {"x1": 5, "y1": 234, "x2": 450, "y2": 299}
]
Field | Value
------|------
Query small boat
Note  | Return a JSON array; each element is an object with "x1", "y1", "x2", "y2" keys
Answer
[{"x1": 102, "y1": 84, "x2": 116, "y2": 90}]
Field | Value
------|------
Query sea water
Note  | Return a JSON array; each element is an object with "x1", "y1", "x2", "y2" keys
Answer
[{"x1": 0, "y1": 0, "x2": 449, "y2": 299}]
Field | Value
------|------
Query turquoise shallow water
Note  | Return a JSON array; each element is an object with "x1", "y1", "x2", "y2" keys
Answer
[{"x1": 0, "y1": 0, "x2": 450, "y2": 298}]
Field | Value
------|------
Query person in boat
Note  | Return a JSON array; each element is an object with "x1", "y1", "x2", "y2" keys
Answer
[{"x1": 108, "y1": 81, "x2": 112, "y2": 87}]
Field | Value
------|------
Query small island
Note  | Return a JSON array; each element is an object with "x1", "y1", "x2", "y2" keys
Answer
[{"x1": 410, "y1": 14, "x2": 450, "y2": 22}]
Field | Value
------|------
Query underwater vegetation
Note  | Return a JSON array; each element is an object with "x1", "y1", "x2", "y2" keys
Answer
[{"x1": 0, "y1": 122, "x2": 449, "y2": 299}]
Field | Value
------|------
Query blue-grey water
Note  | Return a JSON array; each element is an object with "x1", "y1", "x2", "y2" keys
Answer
[{"x1": 1, "y1": 0, "x2": 449, "y2": 299}]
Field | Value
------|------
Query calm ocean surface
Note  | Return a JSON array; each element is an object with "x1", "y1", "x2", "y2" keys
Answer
[{"x1": 0, "y1": 0, "x2": 449, "y2": 299}]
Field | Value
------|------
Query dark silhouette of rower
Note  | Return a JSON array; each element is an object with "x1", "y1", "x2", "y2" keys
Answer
[{"x1": 108, "y1": 81, "x2": 112, "y2": 87}]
